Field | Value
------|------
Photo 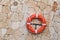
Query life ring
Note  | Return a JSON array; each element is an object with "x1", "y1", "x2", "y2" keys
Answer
[{"x1": 26, "y1": 14, "x2": 46, "y2": 34}]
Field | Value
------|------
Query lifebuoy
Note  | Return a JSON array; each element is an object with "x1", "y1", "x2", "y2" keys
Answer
[{"x1": 26, "y1": 14, "x2": 46, "y2": 34}]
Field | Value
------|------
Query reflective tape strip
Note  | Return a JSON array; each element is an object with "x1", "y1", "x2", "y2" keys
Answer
[
  {"x1": 35, "y1": 30, "x2": 37, "y2": 33},
  {"x1": 27, "y1": 23, "x2": 30, "y2": 24},
  {"x1": 42, "y1": 24, "x2": 46, "y2": 26},
  {"x1": 36, "y1": 14, "x2": 38, "y2": 18}
]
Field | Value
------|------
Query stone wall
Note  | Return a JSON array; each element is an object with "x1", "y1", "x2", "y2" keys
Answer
[{"x1": 0, "y1": 0, "x2": 60, "y2": 40}]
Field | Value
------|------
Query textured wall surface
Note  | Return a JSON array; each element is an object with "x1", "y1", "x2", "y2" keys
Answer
[{"x1": 0, "y1": 0, "x2": 60, "y2": 40}]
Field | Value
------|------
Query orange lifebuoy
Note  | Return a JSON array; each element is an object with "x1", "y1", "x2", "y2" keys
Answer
[{"x1": 26, "y1": 14, "x2": 46, "y2": 34}]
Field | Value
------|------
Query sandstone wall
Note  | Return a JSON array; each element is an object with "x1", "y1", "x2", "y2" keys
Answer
[{"x1": 0, "y1": 0, "x2": 60, "y2": 40}]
